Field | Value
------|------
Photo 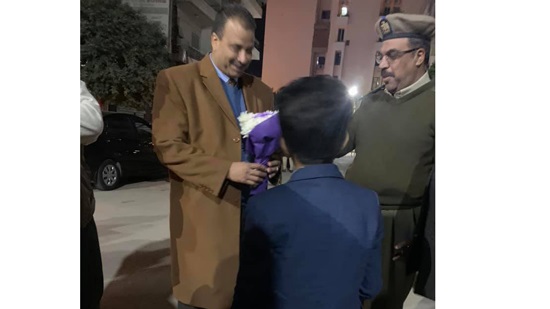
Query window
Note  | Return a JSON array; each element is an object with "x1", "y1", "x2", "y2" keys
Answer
[
  {"x1": 334, "y1": 51, "x2": 342, "y2": 66},
  {"x1": 338, "y1": 1, "x2": 350, "y2": 16},
  {"x1": 321, "y1": 10, "x2": 331, "y2": 19},
  {"x1": 133, "y1": 118, "x2": 152, "y2": 140},
  {"x1": 337, "y1": 29, "x2": 345, "y2": 42},
  {"x1": 316, "y1": 56, "x2": 326, "y2": 68},
  {"x1": 105, "y1": 115, "x2": 135, "y2": 137},
  {"x1": 380, "y1": 0, "x2": 401, "y2": 15},
  {"x1": 340, "y1": 5, "x2": 349, "y2": 17}
]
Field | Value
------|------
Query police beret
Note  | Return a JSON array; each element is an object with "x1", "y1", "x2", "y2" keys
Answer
[{"x1": 375, "y1": 13, "x2": 435, "y2": 42}]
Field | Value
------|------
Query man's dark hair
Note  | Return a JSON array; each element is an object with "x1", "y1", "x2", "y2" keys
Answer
[
  {"x1": 275, "y1": 76, "x2": 353, "y2": 165},
  {"x1": 408, "y1": 38, "x2": 431, "y2": 69},
  {"x1": 212, "y1": 4, "x2": 256, "y2": 39}
]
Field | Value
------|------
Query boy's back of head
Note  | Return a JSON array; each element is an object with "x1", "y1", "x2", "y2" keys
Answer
[{"x1": 275, "y1": 75, "x2": 353, "y2": 165}]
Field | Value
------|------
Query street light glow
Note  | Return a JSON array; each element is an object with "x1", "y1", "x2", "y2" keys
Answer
[{"x1": 348, "y1": 86, "x2": 358, "y2": 97}]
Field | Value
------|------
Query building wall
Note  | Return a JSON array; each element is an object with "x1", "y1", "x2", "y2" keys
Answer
[
  {"x1": 262, "y1": 0, "x2": 318, "y2": 91},
  {"x1": 339, "y1": 0, "x2": 382, "y2": 95},
  {"x1": 123, "y1": 0, "x2": 171, "y2": 38},
  {"x1": 401, "y1": 0, "x2": 430, "y2": 15},
  {"x1": 320, "y1": 0, "x2": 332, "y2": 11},
  {"x1": 200, "y1": 27, "x2": 213, "y2": 54},
  {"x1": 261, "y1": 0, "x2": 434, "y2": 94},
  {"x1": 178, "y1": 8, "x2": 204, "y2": 49}
]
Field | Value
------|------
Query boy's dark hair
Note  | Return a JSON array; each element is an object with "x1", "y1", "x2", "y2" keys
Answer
[
  {"x1": 212, "y1": 4, "x2": 256, "y2": 39},
  {"x1": 275, "y1": 75, "x2": 353, "y2": 165}
]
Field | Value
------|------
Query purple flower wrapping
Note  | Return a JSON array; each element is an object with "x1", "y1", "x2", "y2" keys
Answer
[{"x1": 244, "y1": 113, "x2": 282, "y2": 195}]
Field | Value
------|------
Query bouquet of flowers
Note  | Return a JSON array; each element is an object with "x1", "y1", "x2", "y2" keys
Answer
[{"x1": 238, "y1": 110, "x2": 282, "y2": 195}]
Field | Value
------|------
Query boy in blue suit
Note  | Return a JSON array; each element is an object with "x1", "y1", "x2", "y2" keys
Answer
[{"x1": 232, "y1": 76, "x2": 383, "y2": 309}]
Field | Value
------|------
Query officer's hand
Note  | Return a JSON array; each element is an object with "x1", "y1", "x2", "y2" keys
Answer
[
  {"x1": 392, "y1": 240, "x2": 413, "y2": 261},
  {"x1": 228, "y1": 162, "x2": 267, "y2": 186},
  {"x1": 267, "y1": 160, "x2": 281, "y2": 179}
]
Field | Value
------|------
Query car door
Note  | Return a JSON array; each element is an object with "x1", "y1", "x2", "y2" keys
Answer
[
  {"x1": 103, "y1": 114, "x2": 145, "y2": 176},
  {"x1": 128, "y1": 115, "x2": 162, "y2": 174}
]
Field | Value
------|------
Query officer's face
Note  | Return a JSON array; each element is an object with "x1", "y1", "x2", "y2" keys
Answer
[
  {"x1": 211, "y1": 19, "x2": 255, "y2": 79},
  {"x1": 377, "y1": 38, "x2": 426, "y2": 94}
]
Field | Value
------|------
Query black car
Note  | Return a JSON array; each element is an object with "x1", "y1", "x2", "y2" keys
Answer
[{"x1": 84, "y1": 112, "x2": 167, "y2": 190}]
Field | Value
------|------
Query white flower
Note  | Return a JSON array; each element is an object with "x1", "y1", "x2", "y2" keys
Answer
[{"x1": 238, "y1": 110, "x2": 278, "y2": 138}]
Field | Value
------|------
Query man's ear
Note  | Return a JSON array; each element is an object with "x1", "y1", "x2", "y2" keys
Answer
[
  {"x1": 415, "y1": 48, "x2": 426, "y2": 67},
  {"x1": 211, "y1": 32, "x2": 220, "y2": 52}
]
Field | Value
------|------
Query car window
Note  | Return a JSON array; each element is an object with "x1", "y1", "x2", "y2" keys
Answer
[
  {"x1": 134, "y1": 120, "x2": 152, "y2": 140},
  {"x1": 105, "y1": 115, "x2": 135, "y2": 137}
]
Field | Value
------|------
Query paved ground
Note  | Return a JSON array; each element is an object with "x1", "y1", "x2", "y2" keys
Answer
[{"x1": 93, "y1": 156, "x2": 434, "y2": 309}]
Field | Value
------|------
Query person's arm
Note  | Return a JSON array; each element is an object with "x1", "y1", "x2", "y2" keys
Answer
[
  {"x1": 80, "y1": 81, "x2": 104, "y2": 145},
  {"x1": 152, "y1": 70, "x2": 266, "y2": 197},
  {"x1": 232, "y1": 198, "x2": 272, "y2": 309},
  {"x1": 359, "y1": 197, "x2": 384, "y2": 302},
  {"x1": 260, "y1": 89, "x2": 282, "y2": 185},
  {"x1": 268, "y1": 152, "x2": 282, "y2": 185},
  {"x1": 337, "y1": 105, "x2": 360, "y2": 157}
]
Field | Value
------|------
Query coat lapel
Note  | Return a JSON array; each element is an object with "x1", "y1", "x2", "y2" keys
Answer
[
  {"x1": 242, "y1": 75, "x2": 258, "y2": 114},
  {"x1": 199, "y1": 57, "x2": 239, "y2": 130}
]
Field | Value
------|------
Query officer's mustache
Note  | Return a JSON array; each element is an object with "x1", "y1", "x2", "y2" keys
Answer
[{"x1": 381, "y1": 71, "x2": 394, "y2": 78}]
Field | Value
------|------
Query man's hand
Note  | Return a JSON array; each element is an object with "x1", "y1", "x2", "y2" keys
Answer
[
  {"x1": 267, "y1": 160, "x2": 281, "y2": 179},
  {"x1": 228, "y1": 162, "x2": 268, "y2": 186},
  {"x1": 392, "y1": 240, "x2": 413, "y2": 261}
]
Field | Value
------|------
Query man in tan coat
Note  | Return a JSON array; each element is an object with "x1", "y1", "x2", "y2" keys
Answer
[{"x1": 152, "y1": 4, "x2": 280, "y2": 309}]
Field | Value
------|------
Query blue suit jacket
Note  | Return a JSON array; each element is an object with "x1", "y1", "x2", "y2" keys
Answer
[{"x1": 232, "y1": 164, "x2": 383, "y2": 309}]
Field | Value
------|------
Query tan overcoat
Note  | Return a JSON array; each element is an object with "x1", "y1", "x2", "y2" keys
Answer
[{"x1": 152, "y1": 56, "x2": 274, "y2": 308}]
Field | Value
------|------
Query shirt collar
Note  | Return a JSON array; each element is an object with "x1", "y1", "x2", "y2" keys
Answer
[
  {"x1": 385, "y1": 71, "x2": 431, "y2": 99},
  {"x1": 209, "y1": 53, "x2": 236, "y2": 85},
  {"x1": 287, "y1": 164, "x2": 343, "y2": 183}
]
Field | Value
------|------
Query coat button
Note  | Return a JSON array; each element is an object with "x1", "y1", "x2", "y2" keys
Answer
[{"x1": 232, "y1": 137, "x2": 241, "y2": 143}]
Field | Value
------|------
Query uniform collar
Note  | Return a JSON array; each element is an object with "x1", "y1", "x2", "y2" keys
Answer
[{"x1": 385, "y1": 71, "x2": 431, "y2": 99}]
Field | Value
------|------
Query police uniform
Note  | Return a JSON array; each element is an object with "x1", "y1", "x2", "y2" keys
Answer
[{"x1": 342, "y1": 13, "x2": 435, "y2": 309}]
